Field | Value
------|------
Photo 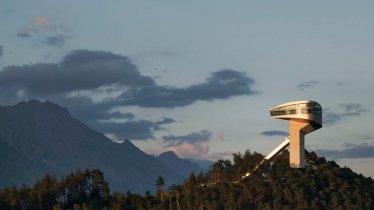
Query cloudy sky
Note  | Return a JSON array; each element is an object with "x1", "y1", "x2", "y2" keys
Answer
[{"x1": 1, "y1": 1, "x2": 374, "y2": 177}]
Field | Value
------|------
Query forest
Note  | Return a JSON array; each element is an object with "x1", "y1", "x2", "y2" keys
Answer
[{"x1": 1, "y1": 150, "x2": 373, "y2": 210}]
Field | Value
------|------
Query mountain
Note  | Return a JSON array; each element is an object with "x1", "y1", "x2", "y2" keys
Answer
[
  {"x1": 0, "y1": 100, "x2": 183, "y2": 193},
  {"x1": 188, "y1": 158, "x2": 213, "y2": 170},
  {"x1": 156, "y1": 151, "x2": 204, "y2": 177}
]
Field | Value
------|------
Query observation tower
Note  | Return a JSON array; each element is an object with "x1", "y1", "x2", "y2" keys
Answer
[
  {"x1": 270, "y1": 100, "x2": 322, "y2": 168},
  {"x1": 208, "y1": 100, "x2": 323, "y2": 184}
]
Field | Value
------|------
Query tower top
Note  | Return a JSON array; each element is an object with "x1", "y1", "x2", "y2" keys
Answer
[{"x1": 270, "y1": 100, "x2": 322, "y2": 128}]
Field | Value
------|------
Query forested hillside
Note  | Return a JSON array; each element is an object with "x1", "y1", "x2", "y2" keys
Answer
[{"x1": 1, "y1": 150, "x2": 373, "y2": 210}]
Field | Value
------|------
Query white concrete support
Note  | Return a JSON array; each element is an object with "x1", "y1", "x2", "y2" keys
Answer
[{"x1": 289, "y1": 118, "x2": 316, "y2": 168}]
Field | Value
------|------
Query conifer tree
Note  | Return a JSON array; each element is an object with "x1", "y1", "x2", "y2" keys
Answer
[{"x1": 156, "y1": 176, "x2": 165, "y2": 204}]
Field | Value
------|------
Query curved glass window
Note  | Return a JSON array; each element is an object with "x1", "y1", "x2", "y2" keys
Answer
[
  {"x1": 287, "y1": 109, "x2": 297, "y2": 114},
  {"x1": 271, "y1": 103, "x2": 321, "y2": 116},
  {"x1": 270, "y1": 108, "x2": 297, "y2": 116},
  {"x1": 301, "y1": 107, "x2": 322, "y2": 114},
  {"x1": 271, "y1": 110, "x2": 286, "y2": 116}
]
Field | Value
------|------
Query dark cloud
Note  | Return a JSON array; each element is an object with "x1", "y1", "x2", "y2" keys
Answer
[
  {"x1": 45, "y1": 35, "x2": 66, "y2": 46},
  {"x1": 0, "y1": 91, "x2": 173, "y2": 141},
  {"x1": 261, "y1": 130, "x2": 289, "y2": 137},
  {"x1": 315, "y1": 143, "x2": 374, "y2": 159},
  {"x1": 323, "y1": 110, "x2": 342, "y2": 126},
  {"x1": 16, "y1": 25, "x2": 40, "y2": 38},
  {"x1": 0, "y1": 50, "x2": 256, "y2": 108},
  {"x1": 118, "y1": 69, "x2": 257, "y2": 108},
  {"x1": 16, "y1": 17, "x2": 71, "y2": 45},
  {"x1": 0, "y1": 50, "x2": 153, "y2": 95},
  {"x1": 339, "y1": 103, "x2": 367, "y2": 116},
  {"x1": 44, "y1": 96, "x2": 172, "y2": 141},
  {"x1": 162, "y1": 130, "x2": 212, "y2": 146},
  {"x1": 47, "y1": 96, "x2": 112, "y2": 121},
  {"x1": 297, "y1": 80, "x2": 318, "y2": 91},
  {"x1": 73, "y1": 105, "x2": 134, "y2": 122},
  {"x1": 16, "y1": 32, "x2": 32, "y2": 38},
  {"x1": 0, "y1": 49, "x2": 258, "y2": 140},
  {"x1": 323, "y1": 103, "x2": 368, "y2": 126},
  {"x1": 0, "y1": 45, "x2": 3, "y2": 58},
  {"x1": 89, "y1": 118, "x2": 175, "y2": 140}
]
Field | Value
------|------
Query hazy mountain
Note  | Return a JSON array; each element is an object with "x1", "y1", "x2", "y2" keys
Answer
[
  {"x1": 188, "y1": 158, "x2": 213, "y2": 170},
  {"x1": 0, "y1": 100, "x2": 182, "y2": 193},
  {"x1": 156, "y1": 151, "x2": 204, "y2": 177}
]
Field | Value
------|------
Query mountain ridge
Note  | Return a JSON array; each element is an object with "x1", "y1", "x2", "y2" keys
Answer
[
  {"x1": 0, "y1": 100, "x2": 199, "y2": 193},
  {"x1": 156, "y1": 151, "x2": 205, "y2": 177}
]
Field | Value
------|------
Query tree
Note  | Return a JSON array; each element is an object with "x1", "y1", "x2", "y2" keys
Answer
[
  {"x1": 169, "y1": 184, "x2": 182, "y2": 210},
  {"x1": 156, "y1": 176, "x2": 165, "y2": 204},
  {"x1": 1, "y1": 151, "x2": 374, "y2": 209}
]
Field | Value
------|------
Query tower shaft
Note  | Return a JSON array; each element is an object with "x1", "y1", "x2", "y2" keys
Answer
[
  {"x1": 270, "y1": 101, "x2": 322, "y2": 168},
  {"x1": 289, "y1": 119, "x2": 314, "y2": 168}
]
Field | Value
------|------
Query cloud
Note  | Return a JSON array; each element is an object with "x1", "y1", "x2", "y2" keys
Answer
[
  {"x1": 297, "y1": 80, "x2": 318, "y2": 91},
  {"x1": 146, "y1": 129, "x2": 232, "y2": 160},
  {"x1": 339, "y1": 103, "x2": 367, "y2": 116},
  {"x1": 0, "y1": 50, "x2": 257, "y2": 108},
  {"x1": 16, "y1": 17, "x2": 71, "y2": 46},
  {"x1": 323, "y1": 103, "x2": 368, "y2": 126},
  {"x1": 88, "y1": 118, "x2": 175, "y2": 140},
  {"x1": 261, "y1": 130, "x2": 289, "y2": 137},
  {"x1": 315, "y1": 143, "x2": 374, "y2": 160},
  {"x1": 0, "y1": 49, "x2": 258, "y2": 141},
  {"x1": 0, "y1": 45, "x2": 3, "y2": 58},
  {"x1": 42, "y1": 96, "x2": 174, "y2": 141},
  {"x1": 16, "y1": 17, "x2": 49, "y2": 39},
  {"x1": 73, "y1": 105, "x2": 135, "y2": 122},
  {"x1": 0, "y1": 50, "x2": 153, "y2": 95},
  {"x1": 47, "y1": 96, "x2": 119, "y2": 122},
  {"x1": 45, "y1": 34, "x2": 67, "y2": 47},
  {"x1": 118, "y1": 69, "x2": 257, "y2": 108},
  {"x1": 323, "y1": 111, "x2": 342, "y2": 126},
  {"x1": 33, "y1": 16, "x2": 49, "y2": 27},
  {"x1": 160, "y1": 130, "x2": 233, "y2": 160},
  {"x1": 167, "y1": 142, "x2": 210, "y2": 159},
  {"x1": 162, "y1": 130, "x2": 212, "y2": 146},
  {"x1": 16, "y1": 32, "x2": 32, "y2": 38},
  {"x1": 165, "y1": 142, "x2": 233, "y2": 160}
]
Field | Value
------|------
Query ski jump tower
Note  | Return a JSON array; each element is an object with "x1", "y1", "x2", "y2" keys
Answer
[
  {"x1": 270, "y1": 100, "x2": 322, "y2": 168},
  {"x1": 233, "y1": 101, "x2": 323, "y2": 183},
  {"x1": 210, "y1": 101, "x2": 323, "y2": 185}
]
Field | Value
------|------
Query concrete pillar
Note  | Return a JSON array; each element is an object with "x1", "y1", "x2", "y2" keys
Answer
[{"x1": 289, "y1": 119, "x2": 312, "y2": 168}]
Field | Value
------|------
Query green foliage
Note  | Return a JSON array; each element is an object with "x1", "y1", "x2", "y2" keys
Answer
[
  {"x1": 0, "y1": 169, "x2": 110, "y2": 210},
  {"x1": 1, "y1": 151, "x2": 373, "y2": 209}
]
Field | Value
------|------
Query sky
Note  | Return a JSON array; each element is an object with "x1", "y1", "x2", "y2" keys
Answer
[{"x1": 1, "y1": 0, "x2": 374, "y2": 177}]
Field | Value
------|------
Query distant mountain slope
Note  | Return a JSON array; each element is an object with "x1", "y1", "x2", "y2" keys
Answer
[
  {"x1": 157, "y1": 151, "x2": 204, "y2": 177},
  {"x1": 188, "y1": 158, "x2": 213, "y2": 170},
  {"x1": 0, "y1": 100, "x2": 182, "y2": 193}
]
